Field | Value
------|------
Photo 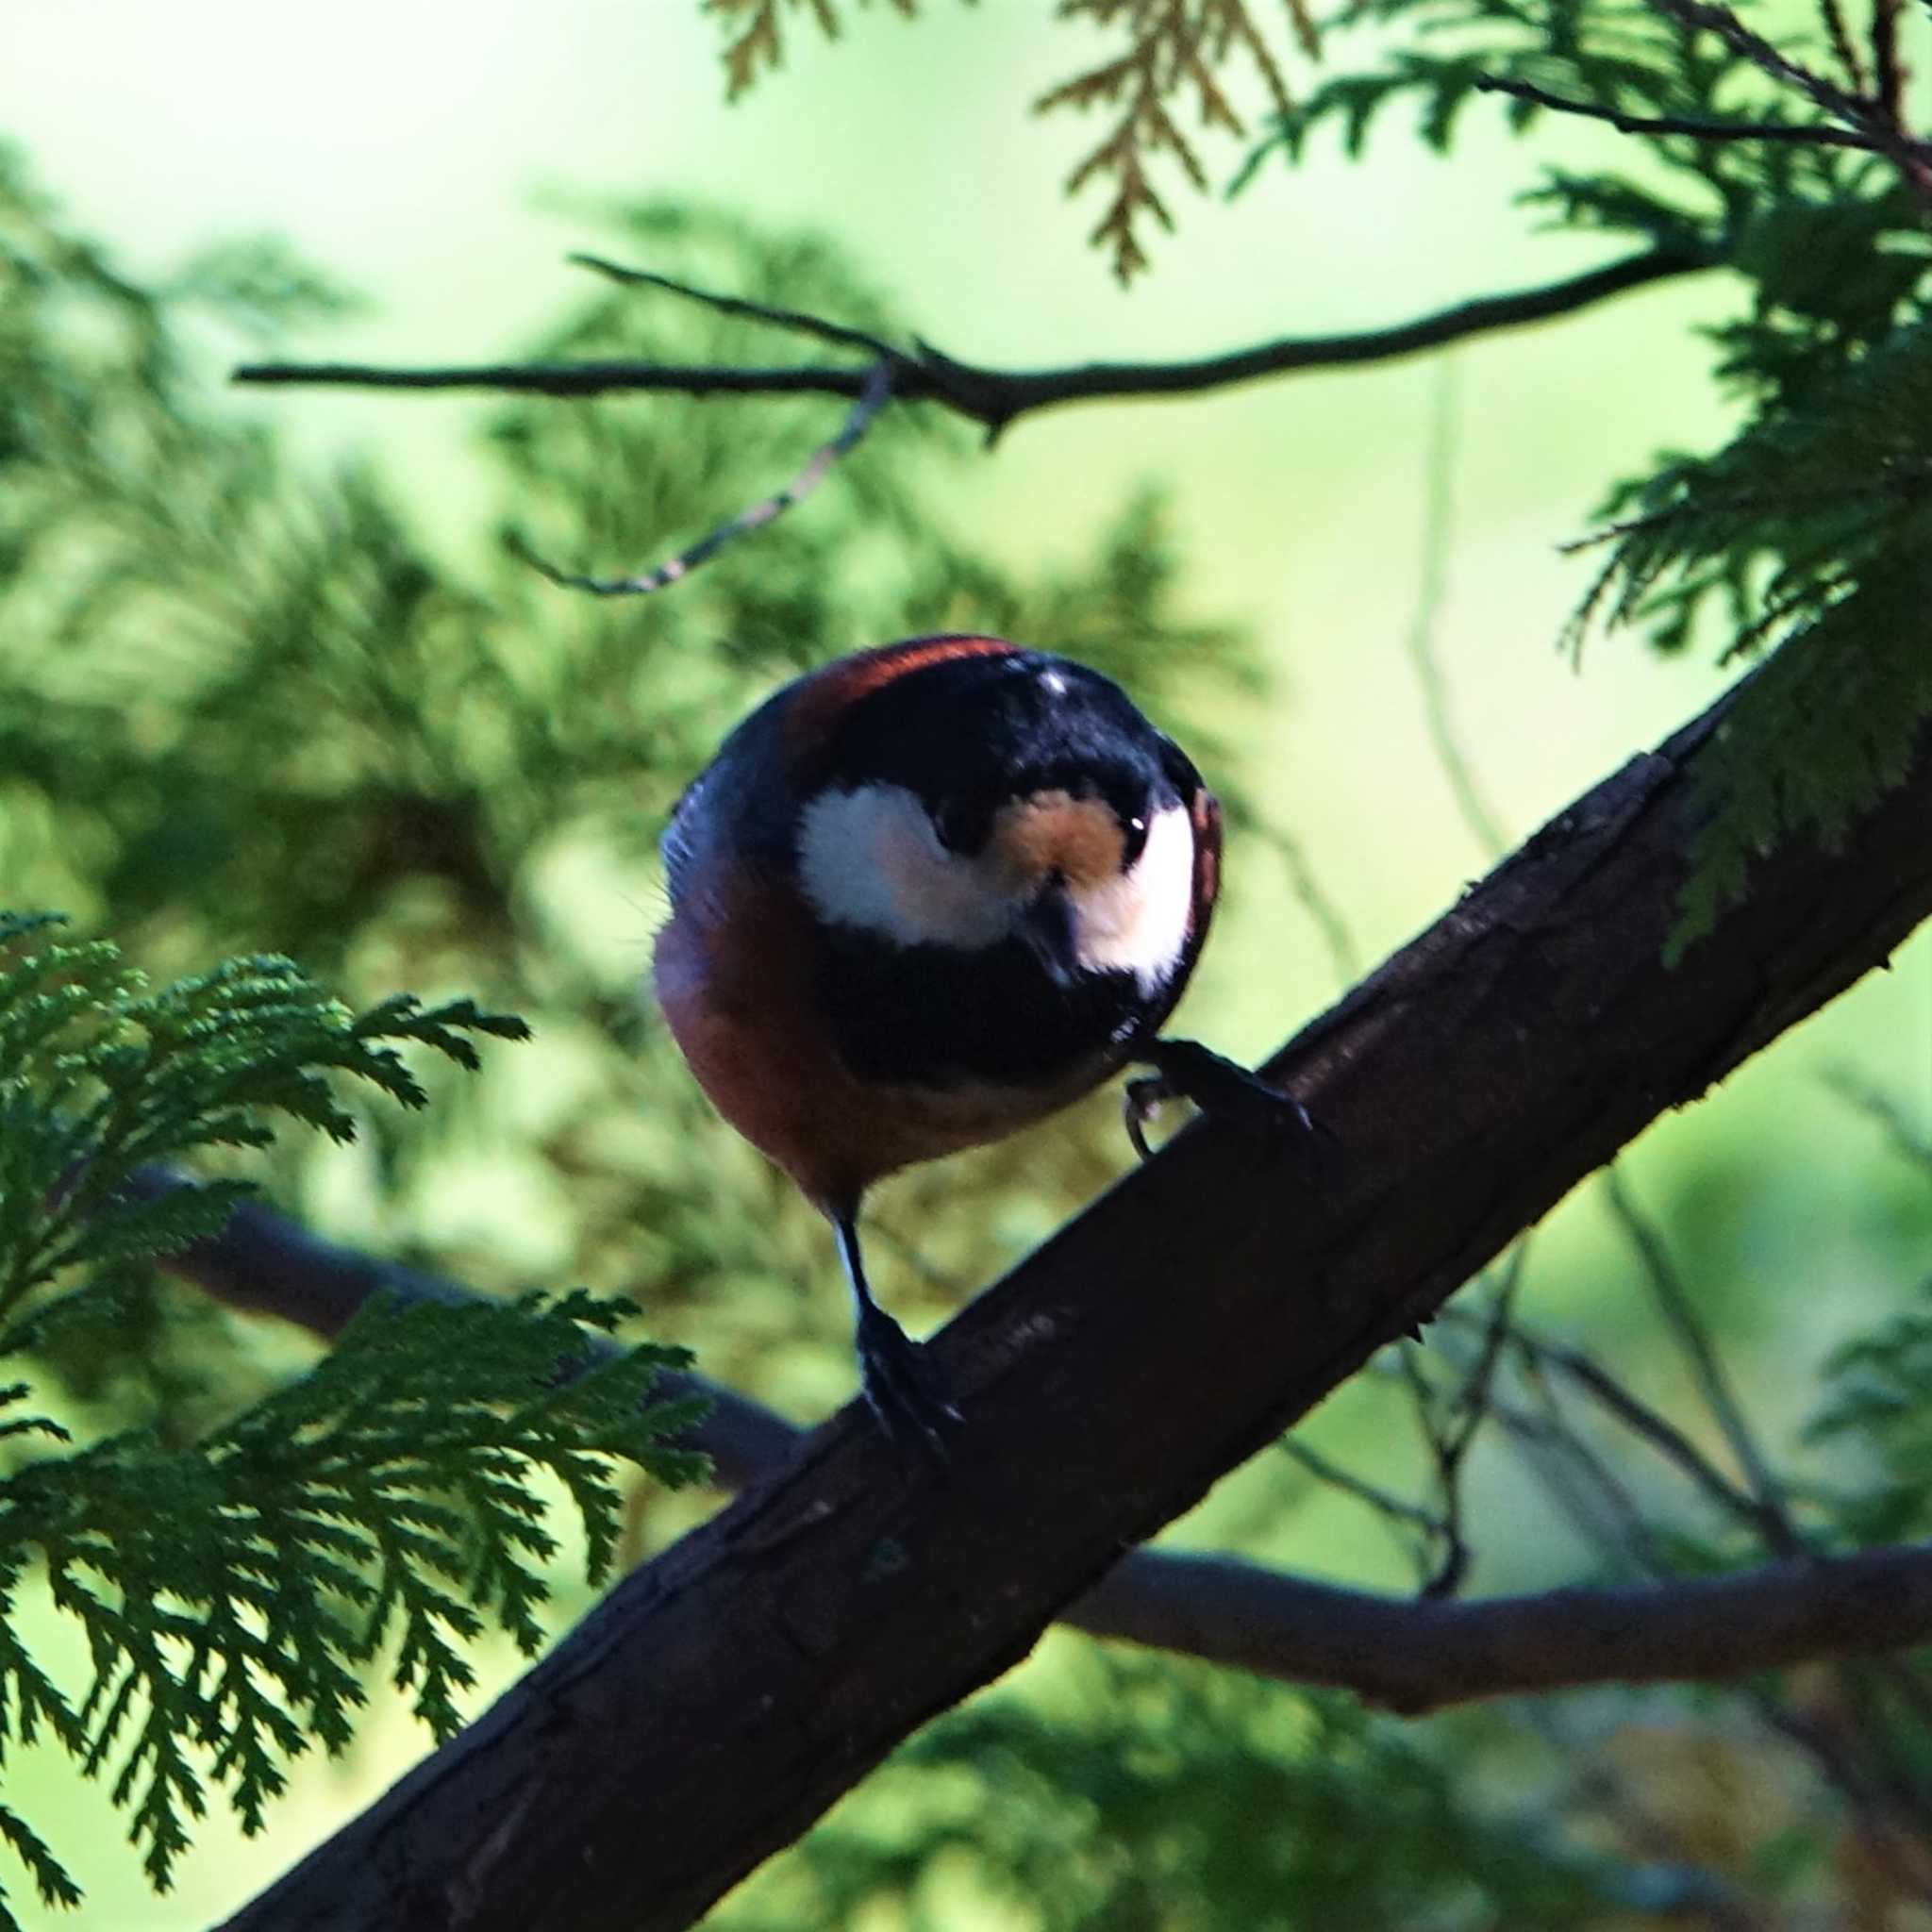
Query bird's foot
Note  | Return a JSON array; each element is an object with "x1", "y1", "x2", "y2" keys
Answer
[
  {"x1": 1124, "y1": 1037, "x2": 1331, "y2": 1181},
  {"x1": 855, "y1": 1301, "x2": 962, "y2": 1461}
]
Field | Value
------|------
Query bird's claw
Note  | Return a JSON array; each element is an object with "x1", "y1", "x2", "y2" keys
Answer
[
  {"x1": 1124, "y1": 1038, "x2": 1331, "y2": 1182},
  {"x1": 855, "y1": 1302, "x2": 961, "y2": 1462},
  {"x1": 1123, "y1": 1074, "x2": 1168, "y2": 1162}
]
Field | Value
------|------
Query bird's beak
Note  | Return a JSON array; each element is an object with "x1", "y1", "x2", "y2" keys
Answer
[{"x1": 1016, "y1": 881, "x2": 1080, "y2": 989}]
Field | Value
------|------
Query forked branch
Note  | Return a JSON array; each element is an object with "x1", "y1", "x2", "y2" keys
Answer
[{"x1": 233, "y1": 243, "x2": 1718, "y2": 440}]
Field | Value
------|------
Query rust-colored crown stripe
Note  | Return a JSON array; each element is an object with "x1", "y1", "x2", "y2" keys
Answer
[{"x1": 782, "y1": 634, "x2": 1023, "y2": 758}]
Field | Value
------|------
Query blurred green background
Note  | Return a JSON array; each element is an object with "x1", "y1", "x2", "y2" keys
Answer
[{"x1": 2, "y1": 2, "x2": 1929, "y2": 1925}]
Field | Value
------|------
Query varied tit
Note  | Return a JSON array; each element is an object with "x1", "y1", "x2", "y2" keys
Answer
[{"x1": 655, "y1": 633, "x2": 1300, "y2": 1450}]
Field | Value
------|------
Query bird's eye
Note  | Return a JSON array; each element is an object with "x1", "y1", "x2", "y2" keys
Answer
[
  {"x1": 1121, "y1": 814, "x2": 1150, "y2": 869},
  {"x1": 931, "y1": 797, "x2": 984, "y2": 855}
]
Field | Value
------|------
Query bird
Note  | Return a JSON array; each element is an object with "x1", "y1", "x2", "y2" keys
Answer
[{"x1": 653, "y1": 633, "x2": 1303, "y2": 1451}]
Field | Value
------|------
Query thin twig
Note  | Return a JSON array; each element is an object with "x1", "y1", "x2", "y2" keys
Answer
[
  {"x1": 1600, "y1": 1166, "x2": 1803, "y2": 1555},
  {"x1": 1647, "y1": 0, "x2": 1877, "y2": 124},
  {"x1": 1820, "y1": 0, "x2": 1872, "y2": 91},
  {"x1": 1558, "y1": 465, "x2": 1932, "y2": 555},
  {"x1": 508, "y1": 359, "x2": 894, "y2": 596},
  {"x1": 1279, "y1": 1433, "x2": 1449, "y2": 1573},
  {"x1": 1518, "y1": 1326, "x2": 1781, "y2": 1537},
  {"x1": 1403, "y1": 359, "x2": 1509, "y2": 859},
  {"x1": 1416, "y1": 1271, "x2": 1519, "y2": 1600},
  {"x1": 1391, "y1": 1345, "x2": 1467, "y2": 1591},
  {"x1": 1441, "y1": 1250, "x2": 1525, "y2": 1457},
  {"x1": 1247, "y1": 822, "x2": 1362, "y2": 988},
  {"x1": 1474, "y1": 72, "x2": 1899, "y2": 151},
  {"x1": 568, "y1": 253, "x2": 898, "y2": 360},
  {"x1": 1498, "y1": 1351, "x2": 1674, "y2": 1574},
  {"x1": 1645, "y1": 0, "x2": 1932, "y2": 198},
  {"x1": 1873, "y1": 0, "x2": 1906, "y2": 123},
  {"x1": 1824, "y1": 1065, "x2": 1932, "y2": 1175}
]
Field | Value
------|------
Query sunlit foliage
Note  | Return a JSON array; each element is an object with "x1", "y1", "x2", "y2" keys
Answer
[
  {"x1": 0, "y1": 912, "x2": 702, "y2": 1920},
  {"x1": 1238, "y1": 0, "x2": 1932, "y2": 942},
  {"x1": 707, "y1": 0, "x2": 1321, "y2": 280}
]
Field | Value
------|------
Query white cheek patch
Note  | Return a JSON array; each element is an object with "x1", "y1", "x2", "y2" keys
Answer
[
  {"x1": 1066, "y1": 804, "x2": 1195, "y2": 990},
  {"x1": 796, "y1": 783, "x2": 1013, "y2": 948}
]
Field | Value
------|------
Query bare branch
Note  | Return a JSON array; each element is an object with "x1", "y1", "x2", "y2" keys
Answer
[
  {"x1": 1512, "y1": 1323, "x2": 1787, "y2": 1539},
  {"x1": 1249, "y1": 822, "x2": 1364, "y2": 987},
  {"x1": 507, "y1": 359, "x2": 893, "y2": 596},
  {"x1": 1600, "y1": 1166, "x2": 1803, "y2": 1554},
  {"x1": 122, "y1": 1171, "x2": 799, "y2": 1487},
  {"x1": 1071, "y1": 1540, "x2": 1932, "y2": 1716},
  {"x1": 1820, "y1": 0, "x2": 1872, "y2": 91},
  {"x1": 1279, "y1": 1431, "x2": 1449, "y2": 1581},
  {"x1": 567, "y1": 252, "x2": 897, "y2": 360},
  {"x1": 1416, "y1": 1246, "x2": 1525, "y2": 1596},
  {"x1": 1873, "y1": 0, "x2": 1906, "y2": 122},
  {"x1": 1824, "y1": 1064, "x2": 1932, "y2": 1175},
  {"x1": 1402, "y1": 358, "x2": 1510, "y2": 859},
  {"x1": 232, "y1": 244, "x2": 1719, "y2": 442},
  {"x1": 1644, "y1": 0, "x2": 1932, "y2": 198},
  {"x1": 1474, "y1": 71, "x2": 1908, "y2": 152},
  {"x1": 1646, "y1": 0, "x2": 1879, "y2": 122},
  {"x1": 230, "y1": 358, "x2": 872, "y2": 400}
]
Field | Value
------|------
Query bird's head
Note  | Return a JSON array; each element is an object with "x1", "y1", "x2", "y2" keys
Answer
[{"x1": 790, "y1": 644, "x2": 1205, "y2": 995}]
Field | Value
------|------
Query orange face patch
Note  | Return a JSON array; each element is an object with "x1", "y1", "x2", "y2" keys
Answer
[{"x1": 992, "y1": 791, "x2": 1125, "y2": 891}]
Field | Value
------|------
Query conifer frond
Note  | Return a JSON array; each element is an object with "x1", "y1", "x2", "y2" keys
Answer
[
  {"x1": 709, "y1": 0, "x2": 850, "y2": 99},
  {"x1": 1041, "y1": 1, "x2": 1316, "y2": 282},
  {"x1": 0, "y1": 918, "x2": 530, "y2": 1345},
  {"x1": 1241, "y1": 0, "x2": 1932, "y2": 937},
  {"x1": 0, "y1": 917, "x2": 702, "y2": 1915},
  {"x1": 701, "y1": 1, "x2": 1316, "y2": 280},
  {"x1": 1559, "y1": 318, "x2": 1932, "y2": 950},
  {"x1": 1, "y1": 1290, "x2": 701, "y2": 1893},
  {"x1": 1808, "y1": 1265, "x2": 1932, "y2": 1545}
]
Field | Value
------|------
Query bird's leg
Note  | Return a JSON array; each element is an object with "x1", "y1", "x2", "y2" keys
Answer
[
  {"x1": 833, "y1": 1208, "x2": 962, "y2": 1457},
  {"x1": 1124, "y1": 1037, "x2": 1326, "y2": 1170}
]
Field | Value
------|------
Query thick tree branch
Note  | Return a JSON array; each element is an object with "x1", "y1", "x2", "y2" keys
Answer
[
  {"x1": 140, "y1": 1171, "x2": 1932, "y2": 1720},
  {"x1": 231, "y1": 244, "x2": 1719, "y2": 440},
  {"x1": 126, "y1": 1171, "x2": 800, "y2": 1488},
  {"x1": 1070, "y1": 1544, "x2": 1932, "y2": 1713},
  {"x1": 214, "y1": 655, "x2": 1932, "y2": 1932}
]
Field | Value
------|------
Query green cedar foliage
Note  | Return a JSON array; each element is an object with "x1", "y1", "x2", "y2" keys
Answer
[
  {"x1": 1241, "y1": 0, "x2": 1932, "y2": 946},
  {"x1": 705, "y1": 0, "x2": 1319, "y2": 283},
  {"x1": 1809, "y1": 1262, "x2": 1932, "y2": 1546},
  {"x1": 0, "y1": 911, "x2": 704, "y2": 1920}
]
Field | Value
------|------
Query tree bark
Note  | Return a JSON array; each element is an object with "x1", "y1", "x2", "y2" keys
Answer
[{"x1": 221, "y1": 677, "x2": 1932, "y2": 1932}]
